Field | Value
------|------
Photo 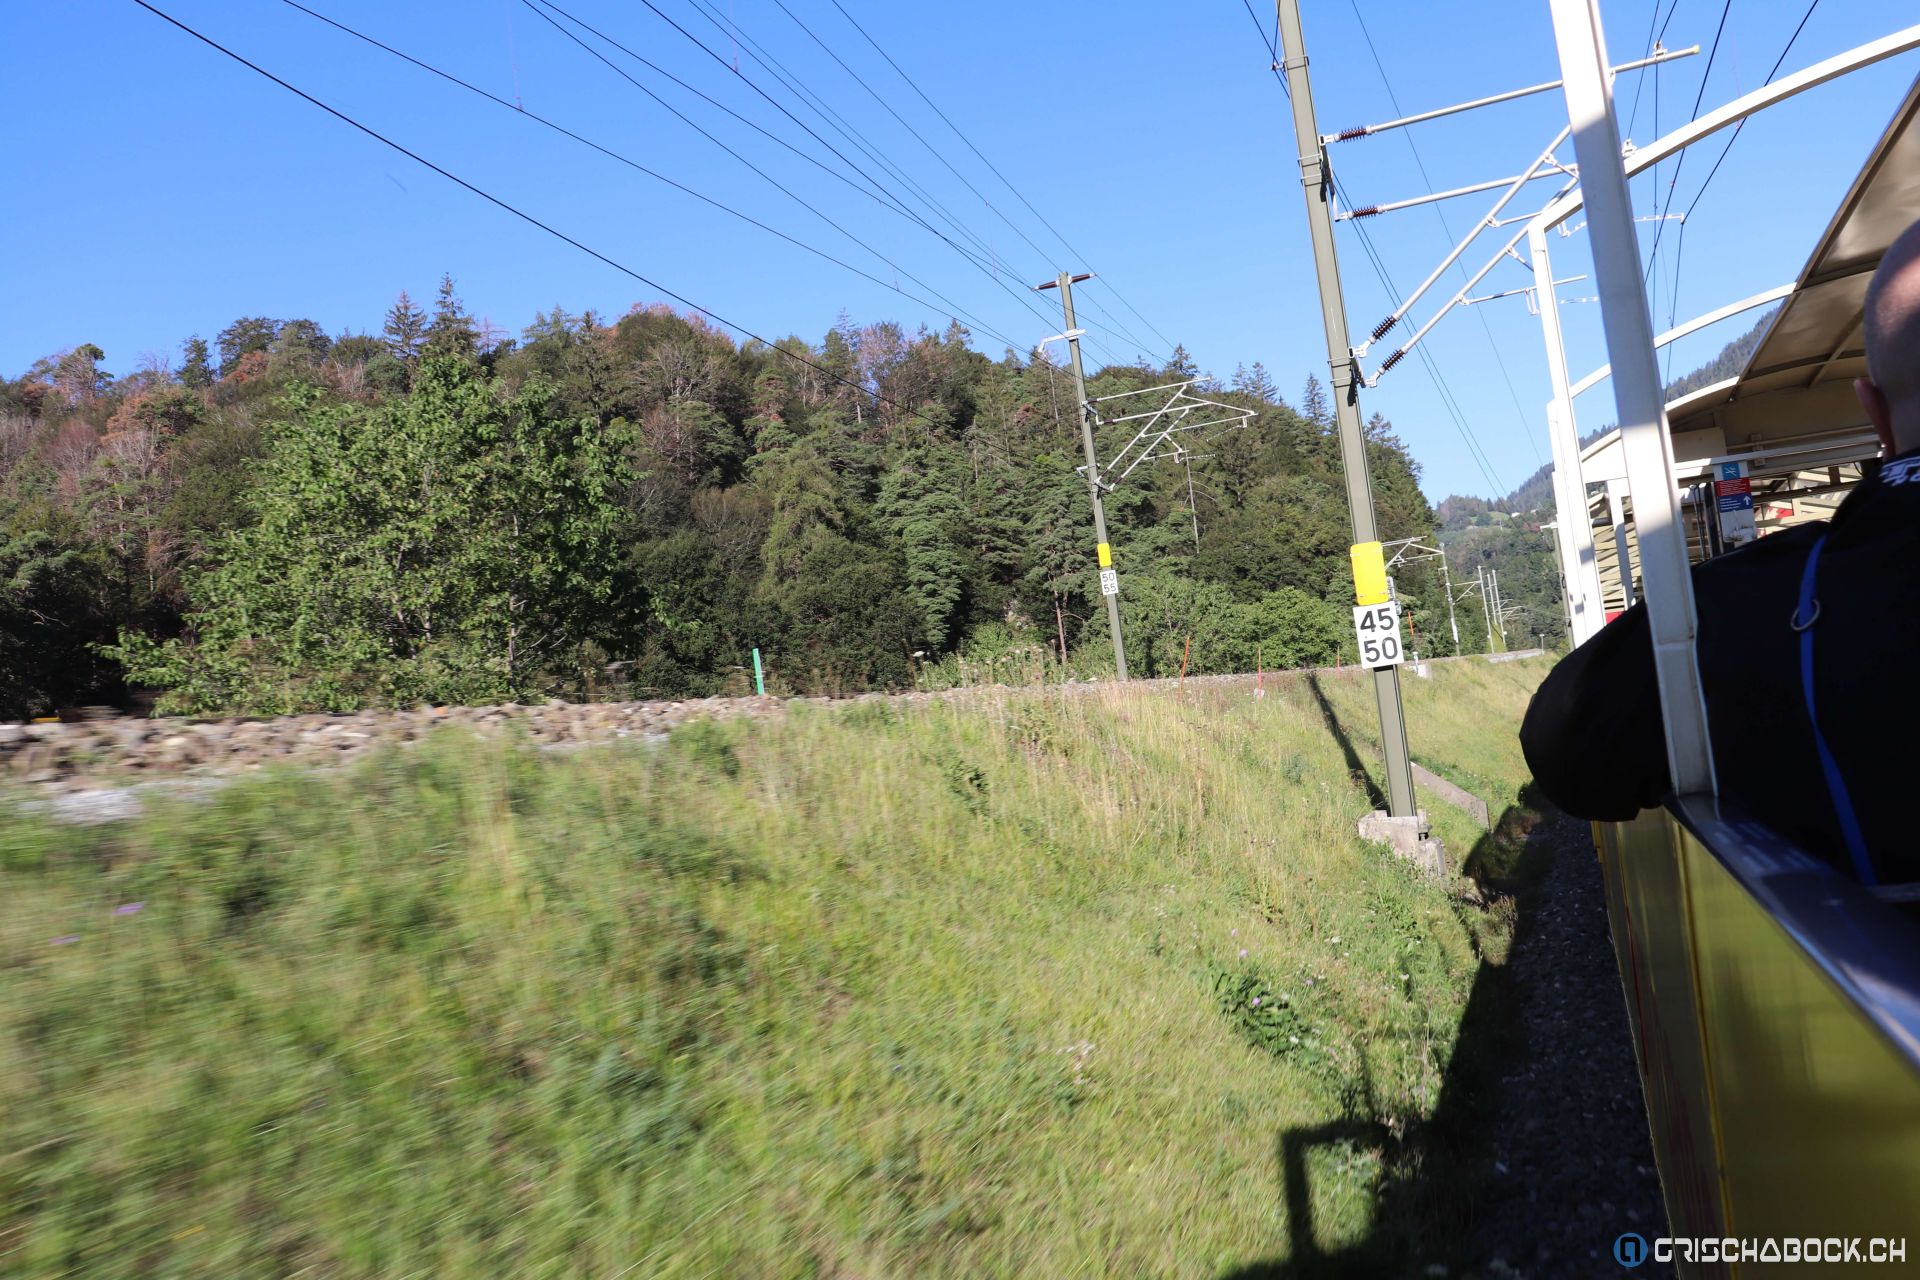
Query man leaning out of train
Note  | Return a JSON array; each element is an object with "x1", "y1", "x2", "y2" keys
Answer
[{"x1": 1519, "y1": 214, "x2": 1920, "y2": 887}]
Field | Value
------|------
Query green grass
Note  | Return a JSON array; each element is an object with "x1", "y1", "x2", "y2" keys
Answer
[{"x1": 0, "y1": 659, "x2": 1551, "y2": 1278}]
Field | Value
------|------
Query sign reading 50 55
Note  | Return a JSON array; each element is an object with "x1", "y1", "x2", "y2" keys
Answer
[{"x1": 1352, "y1": 602, "x2": 1405, "y2": 668}]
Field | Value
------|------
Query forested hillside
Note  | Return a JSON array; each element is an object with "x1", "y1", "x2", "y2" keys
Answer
[{"x1": 0, "y1": 280, "x2": 1449, "y2": 718}]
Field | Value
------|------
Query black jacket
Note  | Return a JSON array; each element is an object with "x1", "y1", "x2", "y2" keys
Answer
[{"x1": 1520, "y1": 447, "x2": 1920, "y2": 883}]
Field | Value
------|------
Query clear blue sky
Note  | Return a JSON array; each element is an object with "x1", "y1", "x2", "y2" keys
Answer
[{"x1": 3, "y1": 0, "x2": 1913, "y2": 500}]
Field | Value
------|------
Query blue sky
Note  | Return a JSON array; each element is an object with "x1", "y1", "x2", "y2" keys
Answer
[{"x1": 4, "y1": 0, "x2": 1914, "y2": 500}]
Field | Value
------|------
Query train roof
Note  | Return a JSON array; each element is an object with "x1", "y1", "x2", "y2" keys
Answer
[{"x1": 1583, "y1": 71, "x2": 1920, "y2": 490}]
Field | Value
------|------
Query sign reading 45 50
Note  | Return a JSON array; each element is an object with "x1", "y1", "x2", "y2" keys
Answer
[{"x1": 1352, "y1": 602, "x2": 1405, "y2": 669}]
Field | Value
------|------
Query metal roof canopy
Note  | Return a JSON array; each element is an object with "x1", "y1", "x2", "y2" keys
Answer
[{"x1": 1576, "y1": 69, "x2": 1920, "y2": 487}]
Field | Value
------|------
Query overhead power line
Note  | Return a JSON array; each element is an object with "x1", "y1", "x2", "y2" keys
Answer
[
  {"x1": 677, "y1": 0, "x2": 1159, "y2": 365},
  {"x1": 1663, "y1": 0, "x2": 1822, "y2": 375},
  {"x1": 670, "y1": 0, "x2": 1141, "y2": 364},
  {"x1": 131, "y1": 0, "x2": 965, "y2": 433},
  {"x1": 538, "y1": 0, "x2": 1109, "y2": 360},
  {"x1": 825, "y1": 0, "x2": 1181, "y2": 358},
  {"x1": 738, "y1": 0, "x2": 1165, "y2": 362},
  {"x1": 522, "y1": 0, "x2": 1110, "y2": 365},
  {"x1": 1238, "y1": 4, "x2": 1508, "y2": 497},
  {"x1": 1625, "y1": 0, "x2": 1684, "y2": 140},
  {"x1": 679, "y1": 0, "x2": 1008, "y2": 271},
  {"x1": 1642, "y1": 0, "x2": 1732, "y2": 281},
  {"x1": 277, "y1": 0, "x2": 1028, "y2": 353},
  {"x1": 1345, "y1": 0, "x2": 1546, "y2": 471}
]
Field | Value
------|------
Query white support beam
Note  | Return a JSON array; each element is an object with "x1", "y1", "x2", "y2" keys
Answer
[
  {"x1": 1537, "y1": 24, "x2": 1920, "y2": 233},
  {"x1": 1531, "y1": 224, "x2": 1606, "y2": 646},
  {"x1": 1569, "y1": 284, "x2": 1797, "y2": 399},
  {"x1": 1549, "y1": 0, "x2": 1717, "y2": 797}
]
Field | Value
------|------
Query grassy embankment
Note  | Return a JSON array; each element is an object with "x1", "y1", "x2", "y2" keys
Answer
[{"x1": 1, "y1": 658, "x2": 1552, "y2": 1278}]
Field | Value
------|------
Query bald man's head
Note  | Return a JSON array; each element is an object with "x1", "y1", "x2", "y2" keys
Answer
[{"x1": 1858, "y1": 217, "x2": 1920, "y2": 455}]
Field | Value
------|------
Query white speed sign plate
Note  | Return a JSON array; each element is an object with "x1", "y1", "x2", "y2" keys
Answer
[
  {"x1": 1352, "y1": 602, "x2": 1405, "y2": 668},
  {"x1": 1099, "y1": 568, "x2": 1119, "y2": 597}
]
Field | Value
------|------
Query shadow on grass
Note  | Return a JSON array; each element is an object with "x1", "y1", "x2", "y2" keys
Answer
[
  {"x1": 1303, "y1": 672, "x2": 1387, "y2": 812},
  {"x1": 1220, "y1": 786, "x2": 1560, "y2": 1279}
]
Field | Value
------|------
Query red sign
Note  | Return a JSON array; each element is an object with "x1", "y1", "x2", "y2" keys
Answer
[{"x1": 1713, "y1": 477, "x2": 1752, "y2": 499}]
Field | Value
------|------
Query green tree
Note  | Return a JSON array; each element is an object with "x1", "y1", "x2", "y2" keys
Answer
[
  {"x1": 1018, "y1": 457, "x2": 1093, "y2": 664},
  {"x1": 179, "y1": 336, "x2": 214, "y2": 390},
  {"x1": 116, "y1": 359, "x2": 636, "y2": 712},
  {"x1": 1301, "y1": 374, "x2": 1331, "y2": 432},
  {"x1": 382, "y1": 291, "x2": 428, "y2": 366},
  {"x1": 876, "y1": 445, "x2": 966, "y2": 650},
  {"x1": 216, "y1": 318, "x2": 278, "y2": 376},
  {"x1": 424, "y1": 274, "x2": 478, "y2": 361},
  {"x1": 273, "y1": 319, "x2": 331, "y2": 367}
]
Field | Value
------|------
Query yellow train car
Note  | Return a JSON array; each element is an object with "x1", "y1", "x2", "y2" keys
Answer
[
  {"x1": 1596, "y1": 806, "x2": 1920, "y2": 1272},
  {"x1": 1527, "y1": 13, "x2": 1920, "y2": 1273}
]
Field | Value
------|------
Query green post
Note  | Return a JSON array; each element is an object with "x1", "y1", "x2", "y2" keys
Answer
[{"x1": 751, "y1": 647, "x2": 764, "y2": 696}]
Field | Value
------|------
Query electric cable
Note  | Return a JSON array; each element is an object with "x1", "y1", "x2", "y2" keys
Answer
[
  {"x1": 524, "y1": 0, "x2": 1110, "y2": 367},
  {"x1": 676, "y1": 0, "x2": 1160, "y2": 364},
  {"x1": 682, "y1": 0, "x2": 1006, "y2": 268},
  {"x1": 1347, "y1": 0, "x2": 1546, "y2": 469},
  {"x1": 1641, "y1": 0, "x2": 1731, "y2": 282},
  {"x1": 549, "y1": 0, "x2": 1052, "y2": 325},
  {"x1": 1663, "y1": 0, "x2": 1821, "y2": 350},
  {"x1": 1246, "y1": 10, "x2": 1508, "y2": 496},
  {"x1": 277, "y1": 0, "x2": 1028, "y2": 354},
  {"x1": 131, "y1": 0, "x2": 968, "y2": 434},
  {"x1": 1626, "y1": 0, "x2": 1684, "y2": 140},
  {"x1": 828, "y1": 0, "x2": 1180, "y2": 356}
]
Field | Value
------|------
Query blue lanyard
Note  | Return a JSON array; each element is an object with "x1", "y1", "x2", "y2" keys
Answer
[{"x1": 1793, "y1": 534, "x2": 1877, "y2": 884}]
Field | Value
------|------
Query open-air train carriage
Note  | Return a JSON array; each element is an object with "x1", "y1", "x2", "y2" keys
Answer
[{"x1": 1540, "y1": 9, "x2": 1920, "y2": 1268}]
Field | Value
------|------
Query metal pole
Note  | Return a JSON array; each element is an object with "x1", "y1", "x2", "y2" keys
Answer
[
  {"x1": 1482, "y1": 571, "x2": 1497, "y2": 652},
  {"x1": 1549, "y1": 0, "x2": 1715, "y2": 797},
  {"x1": 1442, "y1": 555, "x2": 1460, "y2": 652},
  {"x1": 1276, "y1": 0, "x2": 1416, "y2": 819},
  {"x1": 1477, "y1": 565, "x2": 1494, "y2": 652},
  {"x1": 1530, "y1": 224, "x2": 1605, "y2": 645},
  {"x1": 1185, "y1": 460, "x2": 1202, "y2": 549},
  {"x1": 1055, "y1": 271, "x2": 1129, "y2": 681}
]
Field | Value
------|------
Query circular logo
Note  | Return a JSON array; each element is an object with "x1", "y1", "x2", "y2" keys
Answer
[{"x1": 1613, "y1": 1232, "x2": 1649, "y2": 1268}]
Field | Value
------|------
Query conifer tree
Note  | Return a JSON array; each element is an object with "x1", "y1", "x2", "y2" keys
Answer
[
  {"x1": 1246, "y1": 361, "x2": 1278, "y2": 403},
  {"x1": 179, "y1": 336, "x2": 214, "y2": 390},
  {"x1": 1301, "y1": 374, "x2": 1332, "y2": 430},
  {"x1": 424, "y1": 274, "x2": 479, "y2": 360},
  {"x1": 382, "y1": 291, "x2": 428, "y2": 365}
]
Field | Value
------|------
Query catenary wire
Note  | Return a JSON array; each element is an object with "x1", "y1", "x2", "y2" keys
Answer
[
  {"x1": 277, "y1": 0, "x2": 1029, "y2": 354},
  {"x1": 764, "y1": 0, "x2": 1170, "y2": 368},
  {"x1": 552, "y1": 0, "x2": 1073, "y2": 342},
  {"x1": 1641, "y1": 0, "x2": 1731, "y2": 283},
  {"x1": 680, "y1": 0, "x2": 1007, "y2": 269},
  {"x1": 827, "y1": 0, "x2": 1180, "y2": 357},
  {"x1": 1626, "y1": 0, "x2": 1684, "y2": 141},
  {"x1": 1663, "y1": 0, "x2": 1821, "y2": 354},
  {"x1": 673, "y1": 0, "x2": 1161, "y2": 364},
  {"x1": 1346, "y1": 0, "x2": 1546, "y2": 469},
  {"x1": 522, "y1": 0, "x2": 1113, "y2": 366},
  {"x1": 1244, "y1": 11, "x2": 1508, "y2": 497},
  {"x1": 131, "y1": 0, "x2": 972, "y2": 435}
]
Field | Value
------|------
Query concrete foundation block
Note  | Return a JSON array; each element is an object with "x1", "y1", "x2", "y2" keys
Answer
[{"x1": 1357, "y1": 809, "x2": 1448, "y2": 877}]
